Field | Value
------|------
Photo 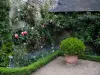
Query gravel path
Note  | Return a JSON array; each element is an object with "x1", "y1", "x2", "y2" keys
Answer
[{"x1": 31, "y1": 56, "x2": 100, "y2": 75}]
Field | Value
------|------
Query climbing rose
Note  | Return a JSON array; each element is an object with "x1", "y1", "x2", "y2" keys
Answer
[
  {"x1": 15, "y1": 34, "x2": 19, "y2": 39},
  {"x1": 24, "y1": 31, "x2": 28, "y2": 35},
  {"x1": 21, "y1": 32, "x2": 24, "y2": 36}
]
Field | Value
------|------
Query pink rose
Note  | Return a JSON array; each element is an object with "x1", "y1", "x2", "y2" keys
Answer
[
  {"x1": 15, "y1": 34, "x2": 19, "y2": 38},
  {"x1": 21, "y1": 32, "x2": 24, "y2": 36},
  {"x1": 24, "y1": 31, "x2": 28, "y2": 35}
]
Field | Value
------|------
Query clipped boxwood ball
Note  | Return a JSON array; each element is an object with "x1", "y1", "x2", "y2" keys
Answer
[{"x1": 60, "y1": 38, "x2": 85, "y2": 56}]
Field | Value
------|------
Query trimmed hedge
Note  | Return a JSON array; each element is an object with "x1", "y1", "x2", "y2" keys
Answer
[
  {"x1": 0, "y1": 50, "x2": 100, "y2": 75},
  {"x1": 79, "y1": 55, "x2": 100, "y2": 62},
  {"x1": 0, "y1": 50, "x2": 60, "y2": 75},
  {"x1": 60, "y1": 38, "x2": 85, "y2": 55},
  {"x1": 60, "y1": 51, "x2": 100, "y2": 62}
]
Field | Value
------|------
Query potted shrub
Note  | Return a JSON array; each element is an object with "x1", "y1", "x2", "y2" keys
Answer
[{"x1": 60, "y1": 38, "x2": 85, "y2": 64}]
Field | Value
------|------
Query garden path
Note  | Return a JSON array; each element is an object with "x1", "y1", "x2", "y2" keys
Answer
[{"x1": 31, "y1": 56, "x2": 100, "y2": 75}]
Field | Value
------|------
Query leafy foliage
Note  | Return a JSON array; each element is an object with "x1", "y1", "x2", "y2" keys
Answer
[
  {"x1": 60, "y1": 38, "x2": 85, "y2": 55},
  {"x1": 0, "y1": 42, "x2": 14, "y2": 67},
  {"x1": 12, "y1": 26, "x2": 41, "y2": 51},
  {"x1": 0, "y1": 50, "x2": 60, "y2": 75},
  {"x1": 0, "y1": 0, "x2": 13, "y2": 67},
  {"x1": 1, "y1": 50, "x2": 100, "y2": 75},
  {"x1": 0, "y1": 0, "x2": 11, "y2": 41},
  {"x1": 20, "y1": 4, "x2": 36, "y2": 26},
  {"x1": 43, "y1": 12, "x2": 100, "y2": 54}
]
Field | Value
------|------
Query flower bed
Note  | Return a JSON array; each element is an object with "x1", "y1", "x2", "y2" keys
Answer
[
  {"x1": 0, "y1": 50, "x2": 60, "y2": 75},
  {"x1": 0, "y1": 50, "x2": 100, "y2": 75}
]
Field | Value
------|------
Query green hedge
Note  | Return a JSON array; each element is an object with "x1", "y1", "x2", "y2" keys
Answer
[
  {"x1": 60, "y1": 51, "x2": 100, "y2": 62},
  {"x1": 0, "y1": 50, "x2": 60, "y2": 75},
  {"x1": 79, "y1": 55, "x2": 100, "y2": 62},
  {"x1": 0, "y1": 50, "x2": 100, "y2": 75}
]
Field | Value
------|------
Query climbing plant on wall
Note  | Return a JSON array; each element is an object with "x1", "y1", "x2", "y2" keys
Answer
[{"x1": 44, "y1": 12, "x2": 100, "y2": 54}]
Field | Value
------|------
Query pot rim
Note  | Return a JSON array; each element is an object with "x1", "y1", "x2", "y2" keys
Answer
[{"x1": 64, "y1": 54, "x2": 78, "y2": 57}]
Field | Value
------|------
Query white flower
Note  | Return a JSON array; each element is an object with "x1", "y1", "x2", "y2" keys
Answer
[
  {"x1": 28, "y1": 6, "x2": 31, "y2": 9},
  {"x1": 23, "y1": 43, "x2": 26, "y2": 45},
  {"x1": 18, "y1": 9, "x2": 20, "y2": 12},
  {"x1": 23, "y1": 25, "x2": 25, "y2": 27},
  {"x1": 51, "y1": 47, "x2": 54, "y2": 49},
  {"x1": 41, "y1": 46, "x2": 43, "y2": 48},
  {"x1": 52, "y1": 50, "x2": 55, "y2": 53},
  {"x1": 31, "y1": 27, "x2": 34, "y2": 29},
  {"x1": 16, "y1": 18, "x2": 19, "y2": 20},
  {"x1": 33, "y1": 56, "x2": 36, "y2": 59},
  {"x1": 8, "y1": 56, "x2": 13, "y2": 59}
]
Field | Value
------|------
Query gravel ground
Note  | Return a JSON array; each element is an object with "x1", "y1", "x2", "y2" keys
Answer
[{"x1": 31, "y1": 56, "x2": 100, "y2": 75}]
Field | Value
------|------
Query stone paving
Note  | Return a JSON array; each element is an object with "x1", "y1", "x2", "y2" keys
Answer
[{"x1": 31, "y1": 56, "x2": 100, "y2": 75}]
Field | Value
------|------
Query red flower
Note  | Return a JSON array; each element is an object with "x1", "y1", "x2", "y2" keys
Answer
[
  {"x1": 15, "y1": 34, "x2": 19, "y2": 39},
  {"x1": 24, "y1": 31, "x2": 28, "y2": 35},
  {"x1": 21, "y1": 32, "x2": 24, "y2": 36}
]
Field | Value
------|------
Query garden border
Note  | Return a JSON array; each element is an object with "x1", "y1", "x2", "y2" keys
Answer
[
  {"x1": 60, "y1": 51, "x2": 100, "y2": 62},
  {"x1": 79, "y1": 55, "x2": 100, "y2": 62},
  {"x1": 0, "y1": 50, "x2": 60, "y2": 75},
  {"x1": 0, "y1": 50, "x2": 100, "y2": 75}
]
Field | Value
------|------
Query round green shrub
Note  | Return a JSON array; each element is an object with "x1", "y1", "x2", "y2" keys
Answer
[{"x1": 60, "y1": 38, "x2": 85, "y2": 56}]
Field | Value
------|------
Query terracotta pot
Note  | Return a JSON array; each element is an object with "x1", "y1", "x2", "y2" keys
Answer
[{"x1": 65, "y1": 55, "x2": 78, "y2": 64}]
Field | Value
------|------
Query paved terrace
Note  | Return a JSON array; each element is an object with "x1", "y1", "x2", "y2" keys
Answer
[{"x1": 32, "y1": 56, "x2": 100, "y2": 75}]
